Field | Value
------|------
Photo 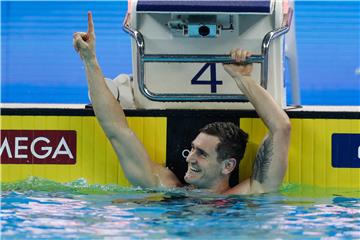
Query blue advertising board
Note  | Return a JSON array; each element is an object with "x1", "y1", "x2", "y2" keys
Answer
[{"x1": 332, "y1": 134, "x2": 360, "y2": 168}]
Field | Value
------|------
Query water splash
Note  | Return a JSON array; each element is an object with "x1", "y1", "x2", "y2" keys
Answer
[
  {"x1": 280, "y1": 183, "x2": 360, "y2": 198},
  {"x1": 2, "y1": 177, "x2": 359, "y2": 198},
  {"x1": 1, "y1": 176, "x2": 146, "y2": 195}
]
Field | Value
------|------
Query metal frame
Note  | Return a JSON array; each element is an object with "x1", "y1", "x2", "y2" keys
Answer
[{"x1": 123, "y1": 8, "x2": 293, "y2": 102}]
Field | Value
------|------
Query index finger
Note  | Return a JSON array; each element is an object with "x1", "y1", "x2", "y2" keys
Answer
[{"x1": 87, "y1": 11, "x2": 94, "y2": 33}]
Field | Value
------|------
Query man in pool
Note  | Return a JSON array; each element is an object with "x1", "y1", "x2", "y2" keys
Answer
[{"x1": 73, "y1": 12, "x2": 291, "y2": 195}]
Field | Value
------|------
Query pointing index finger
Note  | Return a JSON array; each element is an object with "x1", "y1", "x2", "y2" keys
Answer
[{"x1": 87, "y1": 11, "x2": 94, "y2": 34}]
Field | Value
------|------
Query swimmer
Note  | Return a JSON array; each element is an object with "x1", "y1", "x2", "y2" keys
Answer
[{"x1": 73, "y1": 12, "x2": 291, "y2": 195}]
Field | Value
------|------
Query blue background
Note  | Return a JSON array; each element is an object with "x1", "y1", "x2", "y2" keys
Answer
[{"x1": 1, "y1": 1, "x2": 359, "y2": 105}]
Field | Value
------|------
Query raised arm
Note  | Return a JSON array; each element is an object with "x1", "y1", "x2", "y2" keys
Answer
[
  {"x1": 223, "y1": 49, "x2": 291, "y2": 193},
  {"x1": 73, "y1": 12, "x2": 180, "y2": 188}
]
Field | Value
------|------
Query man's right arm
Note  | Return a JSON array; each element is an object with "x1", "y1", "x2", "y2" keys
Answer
[
  {"x1": 224, "y1": 49, "x2": 291, "y2": 194},
  {"x1": 73, "y1": 12, "x2": 181, "y2": 188}
]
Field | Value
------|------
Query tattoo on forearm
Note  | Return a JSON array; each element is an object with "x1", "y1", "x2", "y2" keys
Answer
[{"x1": 252, "y1": 135, "x2": 273, "y2": 183}]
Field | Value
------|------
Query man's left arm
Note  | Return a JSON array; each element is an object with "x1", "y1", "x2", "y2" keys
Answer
[{"x1": 224, "y1": 49, "x2": 291, "y2": 193}]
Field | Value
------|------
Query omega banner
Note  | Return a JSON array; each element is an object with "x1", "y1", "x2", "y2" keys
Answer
[{"x1": 0, "y1": 130, "x2": 76, "y2": 164}]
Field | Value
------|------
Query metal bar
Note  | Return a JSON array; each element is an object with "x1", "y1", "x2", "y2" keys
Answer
[
  {"x1": 260, "y1": 8, "x2": 293, "y2": 88},
  {"x1": 134, "y1": 93, "x2": 249, "y2": 102},
  {"x1": 143, "y1": 54, "x2": 264, "y2": 64}
]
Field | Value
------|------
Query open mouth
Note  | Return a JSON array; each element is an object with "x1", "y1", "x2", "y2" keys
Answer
[{"x1": 190, "y1": 166, "x2": 201, "y2": 173}]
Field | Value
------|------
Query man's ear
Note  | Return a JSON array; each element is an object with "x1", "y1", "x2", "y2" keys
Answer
[{"x1": 221, "y1": 158, "x2": 237, "y2": 175}]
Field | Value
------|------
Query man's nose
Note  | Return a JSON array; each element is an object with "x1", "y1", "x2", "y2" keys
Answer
[{"x1": 186, "y1": 150, "x2": 196, "y2": 163}]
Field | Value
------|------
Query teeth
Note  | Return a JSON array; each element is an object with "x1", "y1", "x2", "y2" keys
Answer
[{"x1": 190, "y1": 167, "x2": 200, "y2": 173}]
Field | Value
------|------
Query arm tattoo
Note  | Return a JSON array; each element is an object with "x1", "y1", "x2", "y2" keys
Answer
[{"x1": 252, "y1": 135, "x2": 273, "y2": 183}]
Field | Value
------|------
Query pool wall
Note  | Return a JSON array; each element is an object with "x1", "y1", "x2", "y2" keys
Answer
[{"x1": 1, "y1": 107, "x2": 359, "y2": 189}]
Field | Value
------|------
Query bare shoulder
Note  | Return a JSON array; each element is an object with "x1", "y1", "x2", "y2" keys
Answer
[
  {"x1": 153, "y1": 164, "x2": 184, "y2": 188},
  {"x1": 225, "y1": 129, "x2": 289, "y2": 195},
  {"x1": 224, "y1": 178, "x2": 258, "y2": 195}
]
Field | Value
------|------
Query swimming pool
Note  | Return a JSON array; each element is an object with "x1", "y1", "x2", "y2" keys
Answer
[{"x1": 1, "y1": 177, "x2": 359, "y2": 239}]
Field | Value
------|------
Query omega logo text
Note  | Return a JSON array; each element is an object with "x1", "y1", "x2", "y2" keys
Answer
[{"x1": 0, "y1": 130, "x2": 76, "y2": 164}]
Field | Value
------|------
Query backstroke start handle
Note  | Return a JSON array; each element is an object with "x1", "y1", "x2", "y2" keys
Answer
[{"x1": 143, "y1": 54, "x2": 264, "y2": 64}]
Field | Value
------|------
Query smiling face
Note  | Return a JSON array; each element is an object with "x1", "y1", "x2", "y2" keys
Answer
[{"x1": 184, "y1": 133, "x2": 225, "y2": 189}]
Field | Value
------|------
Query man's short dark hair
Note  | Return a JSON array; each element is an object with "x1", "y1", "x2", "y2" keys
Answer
[{"x1": 199, "y1": 122, "x2": 248, "y2": 165}]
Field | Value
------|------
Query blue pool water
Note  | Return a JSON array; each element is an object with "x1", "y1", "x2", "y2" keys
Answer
[{"x1": 1, "y1": 178, "x2": 360, "y2": 239}]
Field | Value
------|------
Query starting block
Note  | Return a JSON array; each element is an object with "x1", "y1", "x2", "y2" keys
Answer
[{"x1": 121, "y1": 0, "x2": 294, "y2": 109}]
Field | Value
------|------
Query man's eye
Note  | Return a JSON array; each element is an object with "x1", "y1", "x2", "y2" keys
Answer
[{"x1": 197, "y1": 150, "x2": 206, "y2": 157}]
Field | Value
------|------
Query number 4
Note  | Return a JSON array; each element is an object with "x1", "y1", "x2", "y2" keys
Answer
[{"x1": 191, "y1": 63, "x2": 223, "y2": 93}]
